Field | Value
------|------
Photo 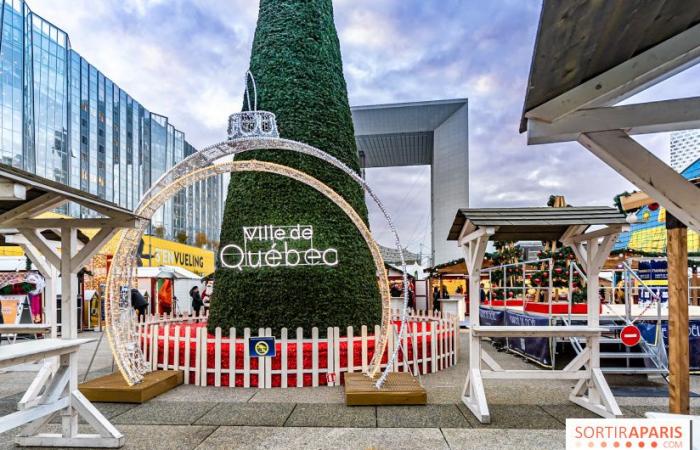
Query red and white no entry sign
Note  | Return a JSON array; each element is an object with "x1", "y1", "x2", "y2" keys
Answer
[{"x1": 620, "y1": 325, "x2": 642, "y2": 347}]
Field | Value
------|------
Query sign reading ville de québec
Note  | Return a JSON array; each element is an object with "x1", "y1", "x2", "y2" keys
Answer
[{"x1": 219, "y1": 225, "x2": 338, "y2": 271}]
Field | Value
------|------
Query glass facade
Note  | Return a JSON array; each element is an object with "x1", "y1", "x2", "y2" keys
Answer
[{"x1": 0, "y1": 0, "x2": 223, "y2": 246}]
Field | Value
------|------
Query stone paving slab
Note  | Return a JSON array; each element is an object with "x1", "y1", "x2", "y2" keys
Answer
[
  {"x1": 0, "y1": 392, "x2": 23, "y2": 403},
  {"x1": 50, "y1": 401, "x2": 137, "y2": 424},
  {"x1": 1, "y1": 424, "x2": 216, "y2": 450},
  {"x1": 285, "y1": 403, "x2": 376, "y2": 427},
  {"x1": 621, "y1": 404, "x2": 677, "y2": 418},
  {"x1": 442, "y1": 428, "x2": 567, "y2": 450},
  {"x1": 0, "y1": 400, "x2": 17, "y2": 417},
  {"x1": 152, "y1": 384, "x2": 257, "y2": 403},
  {"x1": 377, "y1": 404, "x2": 471, "y2": 428},
  {"x1": 426, "y1": 386, "x2": 462, "y2": 404},
  {"x1": 484, "y1": 381, "x2": 575, "y2": 405},
  {"x1": 248, "y1": 386, "x2": 344, "y2": 403},
  {"x1": 195, "y1": 402, "x2": 295, "y2": 426},
  {"x1": 458, "y1": 403, "x2": 564, "y2": 429},
  {"x1": 111, "y1": 400, "x2": 217, "y2": 425},
  {"x1": 539, "y1": 404, "x2": 601, "y2": 424},
  {"x1": 198, "y1": 426, "x2": 448, "y2": 449},
  {"x1": 109, "y1": 424, "x2": 216, "y2": 450}
]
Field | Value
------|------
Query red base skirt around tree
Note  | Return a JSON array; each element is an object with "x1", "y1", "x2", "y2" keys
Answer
[{"x1": 143, "y1": 318, "x2": 457, "y2": 388}]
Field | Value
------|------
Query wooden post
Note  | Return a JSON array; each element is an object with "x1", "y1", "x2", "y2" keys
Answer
[
  {"x1": 60, "y1": 227, "x2": 79, "y2": 438},
  {"x1": 691, "y1": 265, "x2": 699, "y2": 306},
  {"x1": 666, "y1": 213, "x2": 689, "y2": 415}
]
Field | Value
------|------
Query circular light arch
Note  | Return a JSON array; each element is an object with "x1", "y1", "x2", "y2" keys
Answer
[{"x1": 106, "y1": 138, "x2": 410, "y2": 388}]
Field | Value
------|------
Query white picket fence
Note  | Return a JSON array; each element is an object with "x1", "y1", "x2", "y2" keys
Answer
[{"x1": 136, "y1": 309, "x2": 459, "y2": 388}]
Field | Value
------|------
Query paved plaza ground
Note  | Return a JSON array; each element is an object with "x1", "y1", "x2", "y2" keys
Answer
[{"x1": 0, "y1": 331, "x2": 697, "y2": 449}]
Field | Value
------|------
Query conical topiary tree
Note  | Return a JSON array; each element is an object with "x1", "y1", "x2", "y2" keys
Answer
[{"x1": 207, "y1": 0, "x2": 382, "y2": 335}]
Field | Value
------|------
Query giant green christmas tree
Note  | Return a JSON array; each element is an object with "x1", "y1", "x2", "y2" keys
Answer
[{"x1": 207, "y1": 0, "x2": 382, "y2": 334}]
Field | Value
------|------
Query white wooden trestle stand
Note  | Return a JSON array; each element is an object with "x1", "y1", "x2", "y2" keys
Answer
[
  {"x1": 0, "y1": 339, "x2": 124, "y2": 447},
  {"x1": 458, "y1": 223, "x2": 625, "y2": 423},
  {"x1": 0, "y1": 161, "x2": 139, "y2": 447}
]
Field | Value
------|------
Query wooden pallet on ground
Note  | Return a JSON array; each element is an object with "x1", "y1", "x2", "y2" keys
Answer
[
  {"x1": 79, "y1": 370, "x2": 183, "y2": 403},
  {"x1": 344, "y1": 372, "x2": 427, "y2": 406}
]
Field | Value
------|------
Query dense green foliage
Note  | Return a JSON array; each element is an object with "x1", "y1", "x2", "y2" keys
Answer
[{"x1": 208, "y1": 0, "x2": 382, "y2": 334}]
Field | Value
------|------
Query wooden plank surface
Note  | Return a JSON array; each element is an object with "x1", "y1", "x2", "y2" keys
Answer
[
  {"x1": 79, "y1": 370, "x2": 183, "y2": 404},
  {"x1": 0, "y1": 338, "x2": 92, "y2": 368},
  {"x1": 0, "y1": 324, "x2": 51, "y2": 335},
  {"x1": 344, "y1": 372, "x2": 426, "y2": 406}
]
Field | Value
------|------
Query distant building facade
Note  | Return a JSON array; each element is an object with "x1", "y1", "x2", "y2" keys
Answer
[
  {"x1": 670, "y1": 129, "x2": 700, "y2": 173},
  {"x1": 351, "y1": 99, "x2": 469, "y2": 265},
  {"x1": 0, "y1": 0, "x2": 222, "y2": 245}
]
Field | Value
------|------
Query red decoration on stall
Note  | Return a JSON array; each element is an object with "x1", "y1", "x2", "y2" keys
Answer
[{"x1": 648, "y1": 202, "x2": 659, "y2": 211}]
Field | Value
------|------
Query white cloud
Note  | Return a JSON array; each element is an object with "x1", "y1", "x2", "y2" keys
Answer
[{"x1": 19, "y1": 0, "x2": 696, "y2": 256}]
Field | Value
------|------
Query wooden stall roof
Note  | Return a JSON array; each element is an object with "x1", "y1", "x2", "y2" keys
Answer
[
  {"x1": 447, "y1": 207, "x2": 627, "y2": 242},
  {"x1": 0, "y1": 229, "x2": 90, "y2": 246},
  {"x1": 425, "y1": 258, "x2": 467, "y2": 276},
  {"x1": 0, "y1": 163, "x2": 136, "y2": 219},
  {"x1": 520, "y1": 0, "x2": 700, "y2": 132}
]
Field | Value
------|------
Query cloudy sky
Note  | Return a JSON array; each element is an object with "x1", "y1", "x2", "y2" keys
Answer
[{"x1": 28, "y1": 0, "x2": 700, "y2": 256}]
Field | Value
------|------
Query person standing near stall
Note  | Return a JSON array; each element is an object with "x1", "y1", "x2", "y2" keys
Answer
[
  {"x1": 432, "y1": 286, "x2": 440, "y2": 312},
  {"x1": 131, "y1": 288, "x2": 148, "y2": 318},
  {"x1": 190, "y1": 286, "x2": 204, "y2": 316}
]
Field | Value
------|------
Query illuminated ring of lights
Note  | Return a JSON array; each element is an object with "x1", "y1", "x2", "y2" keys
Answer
[
  {"x1": 106, "y1": 159, "x2": 403, "y2": 386},
  {"x1": 107, "y1": 137, "x2": 410, "y2": 388}
]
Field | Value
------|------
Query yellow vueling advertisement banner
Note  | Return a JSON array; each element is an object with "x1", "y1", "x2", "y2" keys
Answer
[{"x1": 140, "y1": 236, "x2": 214, "y2": 276}]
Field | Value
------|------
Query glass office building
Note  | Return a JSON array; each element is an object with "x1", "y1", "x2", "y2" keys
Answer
[
  {"x1": 0, "y1": 0, "x2": 222, "y2": 246},
  {"x1": 670, "y1": 129, "x2": 700, "y2": 173}
]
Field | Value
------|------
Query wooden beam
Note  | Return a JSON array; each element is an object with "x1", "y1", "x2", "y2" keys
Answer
[
  {"x1": 592, "y1": 234, "x2": 619, "y2": 275},
  {"x1": 569, "y1": 242, "x2": 588, "y2": 274},
  {"x1": 17, "y1": 242, "x2": 52, "y2": 278},
  {"x1": 578, "y1": 130, "x2": 700, "y2": 232},
  {"x1": 525, "y1": 22, "x2": 700, "y2": 123},
  {"x1": 480, "y1": 370, "x2": 589, "y2": 380},
  {"x1": 459, "y1": 226, "x2": 497, "y2": 247},
  {"x1": 528, "y1": 97, "x2": 700, "y2": 144},
  {"x1": 7, "y1": 218, "x2": 138, "y2": 229},
  {"x1": 70, "y1": 227, "x2": 120, "y2": 272},
  {"x1": 666, "y1": 214, "x2": 689, "y2": 415},
  {"x1": 60, "y1": 228, "x2": 78, "y2": 341},
  {"x1": 619, "y1": 191, "x2": 654, "y2": 211},
  {"x1": 0, "y1": 193, "x2": 64, "y2": 226},
  {"x1": 72, "y1": 199, "x2": 133, "y2": 222},
  {"x1": 564, "y1": 225, "x2": 627, "y2": 244},
  {"x1": 0, "y1": 180, "x2": 26, "y2": 200},
  {"x1": 18, "y1": 229, "x2": 60, "y2": 269}
]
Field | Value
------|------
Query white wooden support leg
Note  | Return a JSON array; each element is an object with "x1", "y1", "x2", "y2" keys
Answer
[
  {"x1": 480, "y1": 348, "x2": 503, "y2": 371},
  {"x1": 14, "y1": 352, "x2": 124, "y2": 448},
  {"x1": 567, "y1": 339, "x2": 621, "y2": 418},
  {"x1": 563, "y1": 229, "x2": 622, "y2": 419},
  {"x1": 18, "y1": 362, "x2": 54, "y2": 410},
  {"x1": 459, "y1": 230, "x2": 492, "y2": 424},
  {"x1": 461, "y1": 367, "x2": 490, "y2": 423}
]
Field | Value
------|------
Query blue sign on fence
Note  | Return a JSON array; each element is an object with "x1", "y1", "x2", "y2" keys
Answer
[{"x1": 249, "y1": 336, "x2": 276, "y2": 357}]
